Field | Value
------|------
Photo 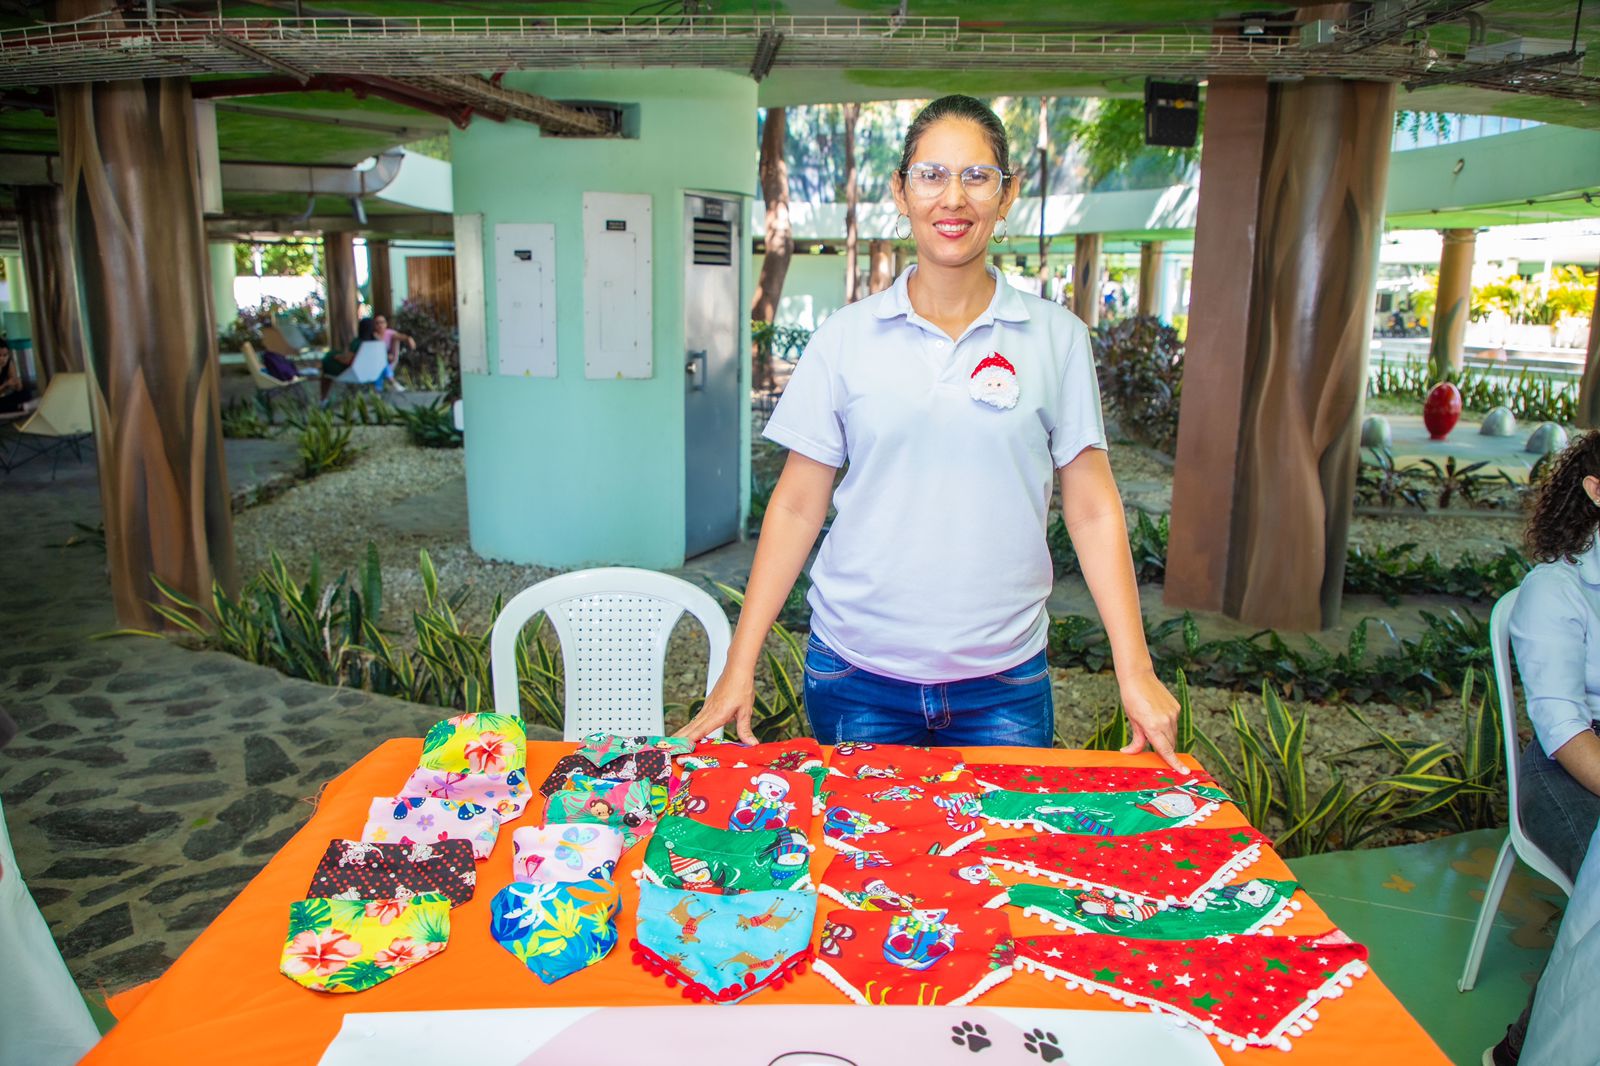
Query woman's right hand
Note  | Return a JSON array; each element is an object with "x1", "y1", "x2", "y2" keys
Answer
[{"x1": 674, "y1": 665, "x2": 758, "y2": 745}]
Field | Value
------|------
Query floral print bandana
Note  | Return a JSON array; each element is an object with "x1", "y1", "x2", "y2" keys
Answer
[
  {"x1": 1009, "y1": 878, "x2": 1302, "y2": 938},
  {"x1": 511, "y1": 824, "x2": 626, "y2": 884},
  {"x1": 820, "y1": 851, "x2": 1009, "y2": 912},
  {"x1": 818, "y1": 775, "x2": 986, "y2": 855},
  {"x1": 670, "y1": 767, "x2": 815, "y2": 834},
  {"x1": 543, "y1": 776, "x2": 669, "y2": 850},
  {"x1": 406, "y1": 712, "x2": 532, "y2": 818},
  {"x1": 828, "y1": 742, "x2": 966, "y2": 782},
  {"x1": 978, "y1": 783, "x2": 1231, "y2": 835},
  {"x1": 362, "y1": 796, "x2": 501, "y2": 862},
  {"x1": 813, "y1": 906, "x2": 1016, "y2": 1007},
  {"x1": 978, "y1": 826, "x2": 1269, "y2": 907},
  {"x1": 968, "y1": 762, "x2": 1216, "y2": 794},
  {"x1": 575, "y1": 733, "x2": 694, "y2": 766},
  {"x1": 639, "y1": 816, "x2": 814, "y2": 894},
  {"x1": 631, "y1": 881, "x2": 816, "y2": 1003},
  {"x1": 307, "y1": 839, "x2": 477, "y2": 908},
  {"x1": 1012, "y1": 930, "x2": 1370, "y2": 1052},
  {"x1": 489, "y1": 878, "x2": 623, "y2": 984},
  {"x1": 280, "y1": 892, "x2": 451, "y2": 993}
]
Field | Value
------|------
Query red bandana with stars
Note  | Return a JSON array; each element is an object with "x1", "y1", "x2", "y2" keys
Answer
[
  {"x1": 813, "y1": 906, "x2": 1016, "y2": 1006},
  {"x1": 1013, "y1": 930, "x2": 1369, "y2": 1052},
  {"x1": 818, "y1": 775, "x2": 987, "y2": 855},
  {"x1": 979, "y1": 826, "x2": 1269, "y2": 906},
  {"x1": 828, "y1": 742, "x2": 966, "y2": 782},
  {"x1": 968, "y1": 762, "x2": 1216, "y2": 793},
  {"x1": 820, "y1": 851, "x2": 1010, "y2": 912}
]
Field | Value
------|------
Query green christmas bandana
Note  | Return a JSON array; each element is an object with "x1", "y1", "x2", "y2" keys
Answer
[
  {"x1": 638, "y1": 816, "x2": 814, "y2": 894},
  {"x1": 979, "y1": 783, "x2": 1231, "y2": 835},
  {"x1": 1009, "y1": 878, "x2": 1301, "y2": 938}
]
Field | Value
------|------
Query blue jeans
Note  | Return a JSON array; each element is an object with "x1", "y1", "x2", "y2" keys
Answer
[{"x1": 802, "y1": 635, "x2": 1054, "y2": 748}]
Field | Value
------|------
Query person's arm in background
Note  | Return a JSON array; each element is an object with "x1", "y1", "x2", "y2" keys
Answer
[
  {"x1": 0, "y1": 352, "x2": 19, "y2": 397},
  {"x1": 674, "y1": 452, "x2": 836, "y2": 743},
  {"x1": 1059, "y1": 449, "x2": 1185, "y2": 773},
  {"x1": 1511, "y1": 572, "x2": 1600, "y2": 796}
]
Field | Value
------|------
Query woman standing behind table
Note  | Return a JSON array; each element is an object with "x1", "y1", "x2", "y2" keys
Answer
[
  {"x1": 676, "y1": 96, "x2": 1182, "y2": 769},
  {"x1": 1489, "y1": 430, "x2": 1600, "y2": 1065}
]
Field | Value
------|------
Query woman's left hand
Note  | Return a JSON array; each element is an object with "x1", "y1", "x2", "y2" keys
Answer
[{"x1": 1118, "y1": 668, "x2": 1188, "y2": 775}]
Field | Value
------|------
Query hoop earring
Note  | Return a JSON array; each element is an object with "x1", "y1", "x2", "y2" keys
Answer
[
  {"x1": 894, "y1": 213, "x2": 911, "y2": 241},
  {"x1": 992, "y1": 217, "x2": 1009, "y2": 245}
]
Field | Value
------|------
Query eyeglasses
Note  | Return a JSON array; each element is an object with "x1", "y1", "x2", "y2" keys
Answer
[{"x1": 901, "y1": 162, "x2": 1011, "y2": 201}]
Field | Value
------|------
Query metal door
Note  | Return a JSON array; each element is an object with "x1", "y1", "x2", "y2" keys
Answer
[{"x1": 683, "y1": 193, "x2": 742, "y2": 558}]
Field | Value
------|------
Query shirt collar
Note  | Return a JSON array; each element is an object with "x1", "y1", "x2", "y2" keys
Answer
[{"x1": 871, "y1": 265, "x2": 1031, "y2": 325}]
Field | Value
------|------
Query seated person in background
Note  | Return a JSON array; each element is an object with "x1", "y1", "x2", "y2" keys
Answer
[
  {"x1": 0, "y1": 340, "x2": 34, "y2": 414},
  {"x1": 373, "y1": 313, "x2": 415, "y2": 393},
  {"x1": 320, "y1": 316, "x2": 379, "y2": 402},
  {"x1": 1488, "y1": 429, "x2": 1600, "y2": 1066}
]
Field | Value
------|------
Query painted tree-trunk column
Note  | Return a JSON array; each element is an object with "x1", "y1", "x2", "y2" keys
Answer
[
  {"x1": 57, "y1": 75, "x2": 238, "y2": 627},
  {"x1": 1138, "y1": 240, "x2": 1164, "y2": 318},
  {"x1": 1073, "y1": 233, "x2": 1102, "y2": 328},
  {"x1": 1166, "y1": 76, "x2": 1396, "y2": 632},
  {"x1": 367, "y1": 237, "x2": 394, "y2": 316},
  {"x1": 751, "y1": 107, "x2": 791, "y2": 394},
  {"x1": 16, "y1": 184, "x2": 87, "y2": 383},
  {"x1": 1428, "y1": 227, "x2": 1475, "y2": 381},
  {"x1": 868, "y1": 240, "x2": 895, "y2": 294},
  {"x1": 323, "y1": 232, "x2": 359, "y2": 352},
  {"x1": 1581, "y1": 273, "x2": 1600, "y2": 428},
  {"x1": 843, "y1": 103, "x2": 860, "y2": 303}
]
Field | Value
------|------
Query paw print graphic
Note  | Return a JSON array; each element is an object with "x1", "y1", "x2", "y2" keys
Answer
[
  {"x1": 1024, "y1": 1028, "x2": 1063, "y2": 1063},
  {"x1": 950, "y1": 1021, "x2": 991, "y2": 1053}
]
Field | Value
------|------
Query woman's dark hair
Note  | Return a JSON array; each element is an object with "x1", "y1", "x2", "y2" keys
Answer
[
  {"x1": 896, "y1": 94, "x2": 1011, "y2": 181},
  {"x1": 356, "y1": 316, "x2": 378, "y2": 343},
  {"x1": 1526, "y1": 430, "x2": 1600, "y2": 564}
]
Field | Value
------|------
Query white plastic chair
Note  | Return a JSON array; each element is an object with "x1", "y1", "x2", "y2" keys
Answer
[
  {"x1": 335, "y1": 340, "x2": 390, "y2": 388},
  {"x1": 1, "y1": 372, "x2": 92, "y2": 477},
  {"x1": 489, "y1": 567, "x2": 732, "y2": 742},
  {"x1": 1458, "y1": 587, "x2": 1577, "y2": 992}
]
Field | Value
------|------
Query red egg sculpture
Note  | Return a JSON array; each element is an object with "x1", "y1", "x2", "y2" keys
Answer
[{"x1": 1423, "y1": 382, "x2": 1462, "y2": 440}]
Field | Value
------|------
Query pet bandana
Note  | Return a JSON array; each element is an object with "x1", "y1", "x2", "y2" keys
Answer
[
  {"x1": 638, "y1": 816, "x2": 814, "y2": 894},
  {"x1": 818, "y1": 775, "x2": 986, "y2": 855},
  {"x1": 540, "y1": 751, "x2": 673, "y2": 798},
  {"x1": 1009, "y1": 878, "x2": 1302, "y2": 938},
  {"x1": 307, "y1": 838, "x2": 477, "y2": 908},
  {"x1": 813, "y1": 906, "x2": 1016, "y2": 1006},
  {"x1": 820, "y1": 851, "x2": 1009, "y2": 911},
  {"x1": 405, "y1": 711, "x2": 532, "y2": 818},
  {"x1": 828, "y1": 741, "x2": 966, "y2": 782},
  {"x1": 969, "y1": 762, "x2": 1217, "y2": 793},
  {"x1": 542, "y1": 775, "x2": 669, "y2": 849},
  {"x1": 489, "y1": 878, "x2": 623, "y2": 984},
  {"x1": 631, "y1": 881, "x2": 816, "y2": 1003},
  {"x1": 978, "y1": 783, "x2": 1231, "y2": 835},
  {"x1": 575, "y1": 733, "x2": 695, "y2": 766},
  {"x1": 362, "y1": 797, "x2": 501, "y2": 861},
  {"x1": 1012, "y1": 930, "x2": 1370, "y2": 1052},
  {"x1": 511, "y1": 824, "x2": 626, "y2": 884},
  {"x1": 280, "y1": 892, "x2": 451, "y2": 993},
  {"x1": 978, "y1": 827, "x2": 1269, "y2": 907},
  {"x1": 677, "y1": 737, "x2": 826, "y2": 778},
  {"x1": 670, "y1": 767, "x2": 815, "y2": 833}
]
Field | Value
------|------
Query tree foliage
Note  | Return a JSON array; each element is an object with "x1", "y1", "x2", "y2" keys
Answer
[{"x1": 234, "y1": 239, "x2": 321, "y2": 277}]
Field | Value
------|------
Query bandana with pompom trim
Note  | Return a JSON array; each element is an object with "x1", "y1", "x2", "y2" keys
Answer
[
  {"x1": 813, "y1": 905, "x2": 1017, "y2": 1006},
  {"x1": 978, "y1": 826, "x2": 1269, "y2": 907},
  {"x1": 820, "y1": 850, "x2": 1010, "y2": 912},
  {"x1": 1009, "y1": 877, "x2": 1302, "y2": 938},
  {"x1": 978, "y1": 783, "x2": 1231, "y2": 835},
  {"x1": 969, "y1": 762, "x2": 1216, "y2": 794}
]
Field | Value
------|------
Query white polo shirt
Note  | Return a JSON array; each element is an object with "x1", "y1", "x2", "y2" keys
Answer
[{"x1": 763, "y1": 265, "x2": 1107, "y2": 683}]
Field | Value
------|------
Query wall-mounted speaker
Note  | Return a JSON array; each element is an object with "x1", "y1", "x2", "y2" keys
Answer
[{"x1": 1144, "y1": 80, "x2": 1200, "y2": 149}]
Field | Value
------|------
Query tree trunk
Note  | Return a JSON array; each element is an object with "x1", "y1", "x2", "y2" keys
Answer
[
  {"x1": 367, "y1": 237, "x2": 394, "y2": 317},
  {"x1": 57, "y1": 72, "x2": 238, "y2": 628},
  {"x1": 1581, "y1": 275, "x2": 1600, "y2": 428},
  {"x1": 750, "y1": 108, "x2": 791, "y2": 394},
  {"x1": 16, "y1": 184, "x2": 87, "y2": 384},
  {"x1": 843, "y1": 102, "x2": 860, "y2": 304},
  {"x1": 1138, "y1": 240, "x2": 1164, "y2": 318},
  {"x1": 869, "y1": 240, "x2": 894, "y2": 293},
  {"x1": 1428, "y1": 228, "x2": 1475, "y2": 383},
  {"x1": 1072, "y1": 234, "x2": 1102, "y2": 328},
  {"x1": 324, "y1": 232, "x2": 360, "y2": 352}
]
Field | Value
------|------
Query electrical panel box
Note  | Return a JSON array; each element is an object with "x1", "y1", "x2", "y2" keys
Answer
[
  {"x1": 494, "y1": 222, "x2": 557, "y2": 378},
  {"x1": 454, "y1": 213, "x2": 488, "y2": 376},
  {"x1": 582, "y1": 192, "x2": 652, "y2": 379}
]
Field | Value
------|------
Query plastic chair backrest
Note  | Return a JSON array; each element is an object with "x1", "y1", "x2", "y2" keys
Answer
[
  {"x1": 489, "y1": 567, "x2": 731, "y2": 742},
  {"x1": 260, "y1": 324, "x2": 299, "y2": 355},
  {"x1": 1492, "y1": 587, "x2": 1576, "y2": 896},
  {"x1": 21, "y1": 372, "x2": 91, "y2": 436},
  {"x1": 338, "y1": 341, "x2": 389, "y2": 384},
  {"x1": 274, "y1": 317, "x2": 311, "y2": 351}
]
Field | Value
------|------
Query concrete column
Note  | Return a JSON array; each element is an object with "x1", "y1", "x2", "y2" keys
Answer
[
  {"x1": 1580, "y1": 271, "x2": 1600, "y2": 428},
  {"x1": 1072, "y1": 233, "x2": 1102, "y2": 328},
  {"x1": 1138, "y1": 240, "x2": 1164, "y2": 318},
  {"x1": 367, "y1": 237, "x2": 394, "y2": 316},
  {"x1": 208, "y1": 241, "x2": 237, "y2": 333},
  {"x1": 1166, "y1": 76, "x2": 1397, "y2": 631},
  {"x1": 868, "y1": 239, "x2": 894, "y2": 294},
  {"x1": 323, "y1": 231, "x2": 359, "y2": 352},
  {"x1": 1428, "y1": 227, "x2": 1475, "y2": 381},
  {"x1": 5, "y1": 255, "x2": 27, "y2": 312}
]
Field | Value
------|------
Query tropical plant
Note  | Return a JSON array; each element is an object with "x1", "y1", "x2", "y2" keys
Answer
[
  {"x1": 1090, "y1": 315, "x2": 1184, "y2": 454},
  {"x1": 394, "y1": 299, "x2": 460, "y2": 387},
  {"x1": 333, "y1": 390, "x2": 401, "y2": 427},
  {"x1": 220, "y1": 397, "x2": 273, "y2": 439},
  {"x1": 294, "y1": 407, "x2": 354, "y2": 478},
  {"x1": 398, "y1": 398, "x2": 463, "y2": 448},
  {"x1": 1413, "y1": 455, "x2": 1503, "y2": 510},
  {"x1": 1343, "y1": 542, "x2": 1529, "y2": 605},
  {"x1": 1354, "y1": 447, "x2": 1428, "y2": 511}
]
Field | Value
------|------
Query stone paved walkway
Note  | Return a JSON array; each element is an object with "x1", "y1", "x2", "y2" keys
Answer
[{"x1": 0, "y1": 442, "x2": 558, "y2": 996}]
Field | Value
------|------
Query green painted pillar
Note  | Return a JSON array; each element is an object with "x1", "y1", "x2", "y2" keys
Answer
[
  {"x1": 5, "y1": 255, "x2": 27, "y2": 312},
  {"x1": 209, "y1": 241, "x2": 237, "y2": 335}
]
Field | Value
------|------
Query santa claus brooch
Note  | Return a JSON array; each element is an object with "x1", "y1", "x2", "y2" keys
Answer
[{"x1": 969, "y1": 352, "x2": 1019, "y2": 410}]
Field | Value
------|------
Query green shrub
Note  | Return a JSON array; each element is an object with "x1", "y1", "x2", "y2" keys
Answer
[
  {"x1": 399, "y1": 398, "x2": 463, "y2": 449},
  {"x1": 1091, "y1": 316, "x2": 1183, "y2": 454},
  {"x1": 220, "y1": 397, "x2": 273, "y2": 439},
  {"x1": 294, "y1": 408, "x2": 353, "y2": 478}
]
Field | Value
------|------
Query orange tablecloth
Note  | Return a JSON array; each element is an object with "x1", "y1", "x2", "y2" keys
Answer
[{"x1": 85, "y1": 740, "x2": 1449, "y2": 1065}]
